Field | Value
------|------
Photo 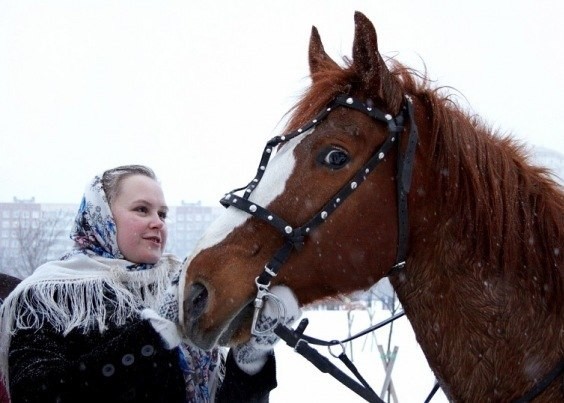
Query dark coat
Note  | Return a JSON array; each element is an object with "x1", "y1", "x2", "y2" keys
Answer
[
  {"x1": 0, "y1": 379, "x2": 8, "y2": 403},
  {"x1": 8, "y1": 318, "x2": 276, "y2": 403}
]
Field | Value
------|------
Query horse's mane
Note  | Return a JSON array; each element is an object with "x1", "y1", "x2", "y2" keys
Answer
[
  {"x1": 285, "y1": 57, "x2": 563, "y2": 305},
  {"x1": 403, "y1": 68, "x2": 563, "y2": 303}
]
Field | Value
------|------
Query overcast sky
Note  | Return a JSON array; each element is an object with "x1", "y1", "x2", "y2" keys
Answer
[{"x1": 1, "y1": 0, "x2": 563, "y2": 206}]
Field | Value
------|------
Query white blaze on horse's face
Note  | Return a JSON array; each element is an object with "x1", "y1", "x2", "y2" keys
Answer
[
  {"x1": 178, "y1": 131, "x2": 311, "y2": 326},
  {"x1": 192, "y1": 128, "x2": 314, "y2": 257}
]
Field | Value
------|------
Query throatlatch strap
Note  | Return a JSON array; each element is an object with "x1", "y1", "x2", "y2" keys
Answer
[{"x1": 390, "y1": 97, "x2": 418, "y2": 274}]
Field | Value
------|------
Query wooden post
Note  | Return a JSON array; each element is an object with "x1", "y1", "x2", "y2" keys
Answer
[
  {"x1": 362, "y1": 304, "x2": 379, "y2": 352},
  {"x1": 346, "y1": 309, "x2": 354, "y2": 360},
  {"x1": 378, "y1": 344, "x2": 399, "y2": 402}
]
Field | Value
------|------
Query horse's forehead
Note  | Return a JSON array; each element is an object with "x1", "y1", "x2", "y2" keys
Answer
[
  {"x1": 325, "y1": 116, "x2": 364, "y2": 136},
  {"x1": 189, "y1": 130, "x2": 311, "y2": 255}
]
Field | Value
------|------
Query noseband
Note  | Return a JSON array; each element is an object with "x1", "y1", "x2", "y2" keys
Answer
[{"x1": 220, "y1": 93, "x2": 419, "y2": 333}]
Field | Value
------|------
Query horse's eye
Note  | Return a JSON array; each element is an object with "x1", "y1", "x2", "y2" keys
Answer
[{"x1": 318, "y1": 147, "x2": 350, "y2": 169}]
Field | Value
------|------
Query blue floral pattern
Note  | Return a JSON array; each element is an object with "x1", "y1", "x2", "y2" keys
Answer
[
  {"x1": 69, "y1": 175, "x2": 121, "y2": 258},
  {"x1": 63, "y1": 175, "x2": 151, "y2": 270},
  {"x1": 180, "y1": 345, "x2": 223, "y2": 403}
]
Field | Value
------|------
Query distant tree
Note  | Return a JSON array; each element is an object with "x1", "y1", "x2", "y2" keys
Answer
[{"x1": 2, "y1": 210, "x2": 73, "y2": 278}]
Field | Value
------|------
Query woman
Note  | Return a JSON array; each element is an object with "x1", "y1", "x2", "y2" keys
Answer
[{"x1": 0, "y1": 165, "x2": 299, "y2": 403}]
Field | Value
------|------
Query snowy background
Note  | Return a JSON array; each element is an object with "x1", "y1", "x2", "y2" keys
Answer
[
  {"x1": 271, "y1": 304, "x2": 448, "y2": 402},
  {"x1": 1, "y1": 2, "x2": 562, "y2": 400},
  {"x1": 1, "y1": 0, "x2": 563, "y2": 206}
]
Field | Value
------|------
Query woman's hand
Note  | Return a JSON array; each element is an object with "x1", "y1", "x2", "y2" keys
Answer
[
  {"x1": 232, "y1": 285, "x2": 301, "y2": 375},
  {"x1": 141, "y1": 308, "x2": 181, "y2": 349}
]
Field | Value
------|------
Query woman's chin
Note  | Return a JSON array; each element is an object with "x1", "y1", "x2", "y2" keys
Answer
[{"x1": 124, "y1": 252, "x2": 162, "y2": 265}]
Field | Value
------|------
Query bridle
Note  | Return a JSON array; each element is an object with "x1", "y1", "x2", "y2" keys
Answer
[
  {"x1": 220, "y1": 93, "x2": 418, "y2": 293},
  {"x1": 220, "y1": 93, "x2": 418, "y2": 402},
  {"x1": 218, "y1": 92, "x2": 564, "y2": 401}
]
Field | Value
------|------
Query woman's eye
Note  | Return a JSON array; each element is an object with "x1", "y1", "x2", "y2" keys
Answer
[
  {"x1": 318, "y1": 147, "x2": 350, "y2": 169},
  {"x1": 135, "y1": 206, "x2": 148, "y2": 213},
  {"x1": 158, "y1": 211, "x2": 167, "y2": 220}
]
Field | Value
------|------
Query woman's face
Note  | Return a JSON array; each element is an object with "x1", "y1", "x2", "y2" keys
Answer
[{"x1": 110, "y1": 174, "x2": 168, "y2": 264}]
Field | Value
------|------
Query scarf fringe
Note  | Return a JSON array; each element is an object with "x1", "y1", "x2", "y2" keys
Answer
[
  {"x1": 0, "y1": 253, "x2": 179, "y2": 388},
  {"x1": 5, "y1": 277, "x2": 141, "y2": 336}
]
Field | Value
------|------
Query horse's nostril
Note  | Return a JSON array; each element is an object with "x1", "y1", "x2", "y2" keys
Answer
[{"x1": 185, "y1": 282, "x2": 208, "y2": 320}]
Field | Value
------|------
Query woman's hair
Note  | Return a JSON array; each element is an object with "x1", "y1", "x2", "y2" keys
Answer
[{"x1": 101, "y1": 165, "x2": 157, "y2": 206}]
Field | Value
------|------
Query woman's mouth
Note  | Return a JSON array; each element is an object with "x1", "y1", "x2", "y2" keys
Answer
[{"x1": 144, "y1": 236, "x2": 161, "y2": 246}]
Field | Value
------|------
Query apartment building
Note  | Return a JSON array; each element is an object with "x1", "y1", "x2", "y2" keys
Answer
[{"x1": 0, "y1": 198, "x2": 222, "y2": 278}]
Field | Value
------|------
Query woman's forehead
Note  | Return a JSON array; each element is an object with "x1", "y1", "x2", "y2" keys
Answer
[{"x1": 116, "y1": 175, "x2": 166, "y2": 205}]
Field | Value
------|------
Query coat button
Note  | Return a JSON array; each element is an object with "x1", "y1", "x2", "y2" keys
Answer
[
  {"x1": 141, "y1": 344, "x2": 154, "y2": 357},
  {"x1": 102, "y1": 364, "x2": 115, "y2": 377},
  {"x1": 122, "y1": 354, "x2": 135, "y2": 366}
]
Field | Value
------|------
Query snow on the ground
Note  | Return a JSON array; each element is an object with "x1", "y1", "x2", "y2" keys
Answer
[{"x1": 271, "y1": 307, "x2": 449, "y2": 402}]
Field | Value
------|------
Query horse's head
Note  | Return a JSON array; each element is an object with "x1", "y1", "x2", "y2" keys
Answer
[{"x1": 180, "y1": 12, "x2": 420, "y2": 349}]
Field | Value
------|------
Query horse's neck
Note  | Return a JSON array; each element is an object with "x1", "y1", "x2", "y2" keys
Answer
[
  {"x1": 389, "y1": 231, "x2": 563, "y2": 401},
  {"x1": 383, "y1": 108, "x2": 564, "y2": 399}
]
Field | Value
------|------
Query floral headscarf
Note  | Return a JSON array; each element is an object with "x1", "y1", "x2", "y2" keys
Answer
[
  {"x1": 64, "y1": 174, "x2": 151, "y2": 271},
  {"x1": 69, "y1": 175, "x2": 121, "y2": 258}
]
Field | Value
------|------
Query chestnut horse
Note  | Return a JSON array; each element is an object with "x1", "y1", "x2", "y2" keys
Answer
[{"x1": 180, "y1": 12, "x2": 564, "y2": 401}]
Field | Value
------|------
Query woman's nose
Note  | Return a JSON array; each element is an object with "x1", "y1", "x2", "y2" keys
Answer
[{"x1": 149, "y1": 213, "x2": 165, "y2": 228}]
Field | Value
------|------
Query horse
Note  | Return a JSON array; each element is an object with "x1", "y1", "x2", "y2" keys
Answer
[{"x1": 180, "y1": 11, "x2": 564, "y2": 401}]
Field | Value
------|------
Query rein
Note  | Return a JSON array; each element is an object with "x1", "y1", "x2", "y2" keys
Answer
[
  {"x1": 274, "y1": 312, "x2": 406, "y2": 403},
  {"x1": 220, "y1": 93, "x2": 418, "y2": 402}
]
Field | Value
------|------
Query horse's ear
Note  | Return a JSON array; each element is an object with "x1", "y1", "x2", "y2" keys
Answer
[
  {"x1": 352, "y1": 11, "x2": 393, "y2": 100},
  {"x1": 309, "y1": 26, "x2": 339, "y2": 76}
]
